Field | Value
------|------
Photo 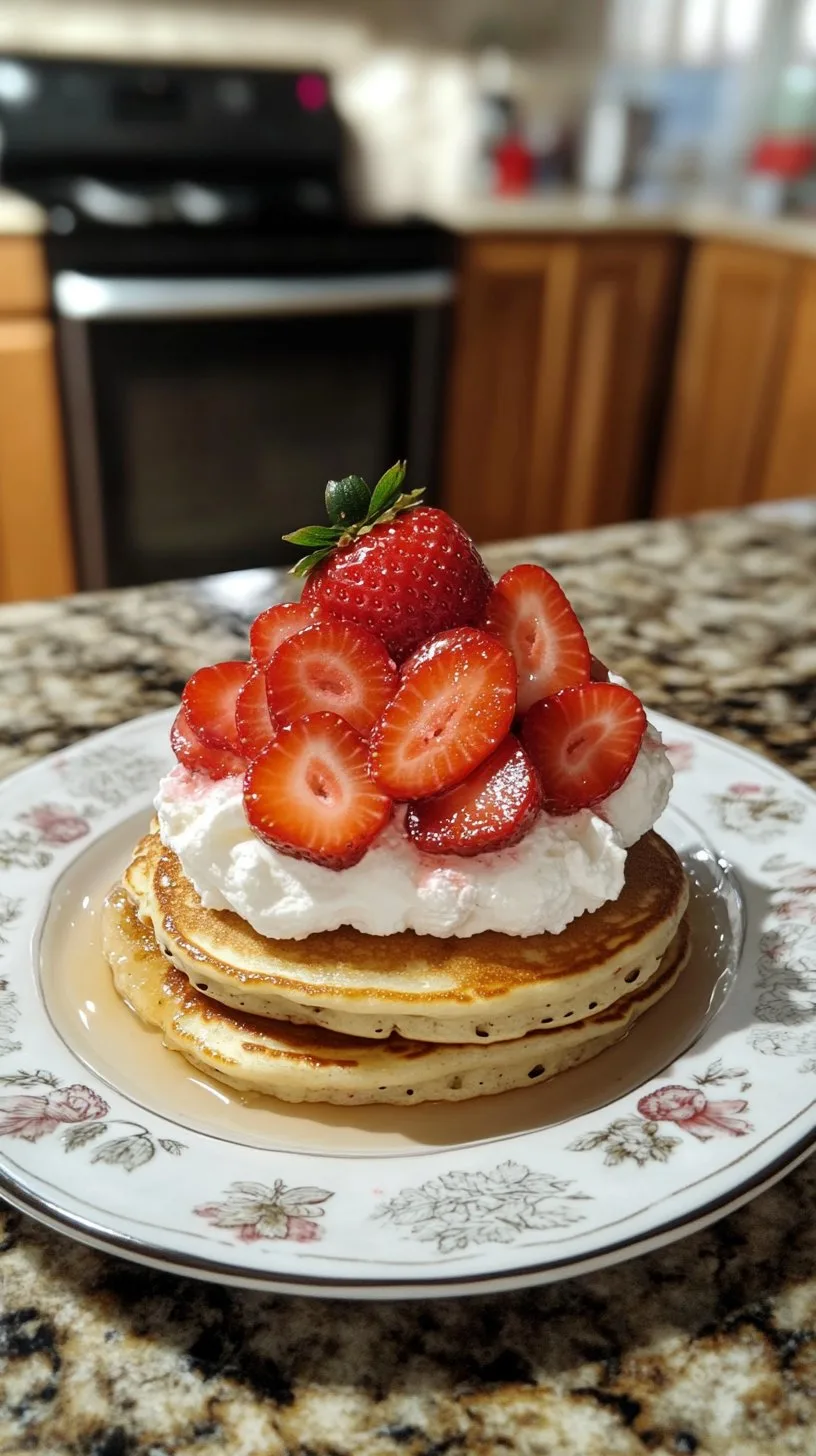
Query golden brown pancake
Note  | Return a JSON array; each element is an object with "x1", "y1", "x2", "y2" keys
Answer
[
  {"x1": 103, "y1": 884, "x2": 690, "y2": 1105},
  {"x1": 122, "y1": 828, "x2": 689, "y2": 1044}
]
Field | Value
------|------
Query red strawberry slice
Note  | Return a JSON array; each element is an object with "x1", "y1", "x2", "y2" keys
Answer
[
  {"x1": 265, "y1": 619, "x2": 398, "y2": 738},
  {"x1": 181, "y1": 660, "x2": 252, "y2": 752},
  {"x1": 399, "y1": 626, "x2": 469, "y2": 677},
  {"x1": 521, "y1": 682, "x2": 646, "y2": 815},
  {"x1": 483, "y1": 564, "x2": 590, "y2": 713},
  {"x1": 171, "y1": 708, "x2": 246, "y2": 779},
  {"x1": 243, "y1": 712, "x2": 392, "y2": 869},
  {"x1": 235, "y1": 669, "x2": 276, "y2": 761},
  {"x1": 249, "y1": 601, "x2": 322, "y2": 668},
  {"x1": 406, "y1": 735, "x2": 541, "y2": 856},
  {"x1": 369, "y1": 627, "x2": 517, "y2": 800}
]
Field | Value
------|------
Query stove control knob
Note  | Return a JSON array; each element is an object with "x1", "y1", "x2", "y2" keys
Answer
[{"x1": 215, "y1": 76, "x2": 255, "y2": 115}]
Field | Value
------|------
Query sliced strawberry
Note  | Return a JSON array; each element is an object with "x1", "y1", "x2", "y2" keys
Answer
[
  {"x1": 521, "y1": 682, "x2": 646, "y2": 815},
  {"x1": 369, "y1": 627, "x2": 517, "y2": 800},
  {"x1": 590, "y1": 654, "x2": 610, "y2": 682},
  {"x1": 399, "y1": 626, "x2": 469, "y2": 677},
  {"x1": 243, "y1": 712, "x2": 392, "y2": 869},
  {"x1": 265, "y1": 619, "x2": 398, "y2": 738},
  {"x1": 483, "y1": 564, "x2": 590, "y2": 714},
  {"x1": 235, "y1": 669, "x2": 276, "y2": 761},
  {"x1": 181, "y1": 661, "x2": 251, "y2": 752},
  {"x1": 249, "y1": 601, "x2": 322, "y2": 667},
  {"x1": 406, "y1": 735, "x2": 541, "y2": 857},
  {"x1": 171, "y1": 708, "x2": 246, "y2": 779}
]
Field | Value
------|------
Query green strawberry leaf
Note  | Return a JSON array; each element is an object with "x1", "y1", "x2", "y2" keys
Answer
[
  {"x1": 366, "y1": 461, "x2": 408, "y2": 520},
  {"x1": 282, "y1": 524, "x2": 343, "y2": 548},
  {"x1": 325, "y1": 474, "x2": 371, "y2": 526},
  {"x1": 290, "y1": 546, "x2": 333, "y2": 578}
]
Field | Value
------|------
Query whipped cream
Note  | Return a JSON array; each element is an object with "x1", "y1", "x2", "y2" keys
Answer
[{"x1": 155, "y1": 727, "x2": 673, "y2": 940}]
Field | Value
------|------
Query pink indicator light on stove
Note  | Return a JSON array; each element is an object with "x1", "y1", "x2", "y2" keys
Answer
[{"x1": 296, "y1": 73, "x2": 328, "y2": 111}]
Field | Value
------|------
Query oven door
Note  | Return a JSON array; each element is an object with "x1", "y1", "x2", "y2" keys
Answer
[{"x1": 53, "y1": 269, "x2": 453, "y2": 588}]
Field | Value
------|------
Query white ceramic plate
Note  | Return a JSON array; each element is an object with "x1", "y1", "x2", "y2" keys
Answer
[{"x1": 1, "y1": 709, "x2": 815, "y2": 1299}]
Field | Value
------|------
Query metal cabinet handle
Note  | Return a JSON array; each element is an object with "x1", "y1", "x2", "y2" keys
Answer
[{"x1": 53, "y1": 269, "x2": 455, "y2": 320}]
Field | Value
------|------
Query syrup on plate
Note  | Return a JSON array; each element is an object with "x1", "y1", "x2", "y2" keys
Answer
[{"x1": 39, "y1": 808, "x2": 739, "y2": 1157}]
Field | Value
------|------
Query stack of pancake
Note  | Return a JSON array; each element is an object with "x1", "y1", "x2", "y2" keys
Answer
[{"x1": 102, "y1": 826, "x2": 690, "y2": 1105}]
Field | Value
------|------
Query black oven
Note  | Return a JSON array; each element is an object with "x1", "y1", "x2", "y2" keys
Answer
[
  {"x1": 0, "y1": 54, "x2": 455, "y2": 588},
  {"x1": 52, "y1": 242, "x2": 453, "y2": 587}
]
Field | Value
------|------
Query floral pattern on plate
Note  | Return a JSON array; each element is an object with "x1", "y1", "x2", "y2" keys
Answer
[
  {"x1": 194, "y1": 1180, "x2": 333, "y2": 1244},
  {"x1": 761, "y1": 855, "x2": 816, "y2": 927},
  {"x1": 710, "y1": 782, "x2": 807, "y2": 839},
  {"x1": 663, "y1": 740, "x2": 696, "y2": 773},
  {"x1": 0, "y1": 980, "x2": 20, "y2": 1058},
  {"x1": 374, "y1": 1161, "x2": 591, "y2": 1254},
  {"x1": 54, "y1": 743, "x2": 166, "y2": 810},
  {"x1": 0, "y1": 1069, "x2": 185, "y2": 1169},
  {"x1": 18, "y1": 803, "x2": 92, "y2": 845},
  {"x1": 569, "y1": 1062, "x2": 753, "y2": 1165}
]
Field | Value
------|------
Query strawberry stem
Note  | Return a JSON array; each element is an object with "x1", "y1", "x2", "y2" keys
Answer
[{"x1": 284, "y1": 461, "x2": 423, "y2": 577}]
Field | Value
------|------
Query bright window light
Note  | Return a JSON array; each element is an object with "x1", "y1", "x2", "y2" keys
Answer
[
  {"x1": 608, "y1": 0, "x2": 641, "y2": 58},
  {"x1": 723, "y1": 0, "x2": 767, "y2": 56},
  {"x1": 680, "y1": 0, "x2": 720, "y2": 60},
  {"x1": 799, "y1": 0, "x2": 816, "y2": 56},
  {"x1": 637, "y1": 0, "x2": 675, "y2": 58},
  {"x1": 609, "y1": 0, "x2": 676, "y2": 61}
]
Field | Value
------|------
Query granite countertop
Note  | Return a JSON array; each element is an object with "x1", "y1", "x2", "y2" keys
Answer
[{"x1": 1, "y1": 504, "x2": 816, "y2": 1455}]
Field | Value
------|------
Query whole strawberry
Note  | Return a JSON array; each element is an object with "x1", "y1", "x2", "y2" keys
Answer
[{"x1": 285, "y1": 464, "x2": 492, "y2": 662}]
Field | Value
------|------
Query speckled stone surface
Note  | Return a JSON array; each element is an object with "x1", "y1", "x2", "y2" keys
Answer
[{"x1": 1, "y1": 504, "x2": 815, "y2": 1456}]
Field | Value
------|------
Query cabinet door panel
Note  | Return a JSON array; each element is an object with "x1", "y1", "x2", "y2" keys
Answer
[
  {"x1": 758, "y1": 260, "x2": 816, "y2": 501},
  {"x1": 443, "y1": 240, "x2": 577, "y2": 543},
  {"x1": 654, "y1": 242, "x2": 798, "y2": 517},
  {"x1": 443, "y1": 236, "x2": 678, "y2": 543},
  {"x1": 558, "y1": 240, "x2": 679, "y2": 531},
  {"x1": 0, "y1": 320, "x2": 76, "y2": 601}
]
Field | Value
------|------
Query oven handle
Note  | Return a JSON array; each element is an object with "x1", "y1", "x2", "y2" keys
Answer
[{"x1": 52, "y1": 268, "x2": 455, "y2": 321}]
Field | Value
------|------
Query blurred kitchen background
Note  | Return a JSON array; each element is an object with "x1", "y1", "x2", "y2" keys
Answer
[{"x1": 0, "y1": 0, "x2": 815, "y2": 599}]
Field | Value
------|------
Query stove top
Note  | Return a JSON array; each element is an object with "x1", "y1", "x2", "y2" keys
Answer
[
  {"x1": 0, "y1": 54, "x2": 451, "y2": 275},
  {"x1": 0, "y1": 54, "x2": 345, "y2": 232}
]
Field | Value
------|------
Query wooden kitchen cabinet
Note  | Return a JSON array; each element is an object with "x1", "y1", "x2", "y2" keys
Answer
[
  {"x1": 0, "y1": 237, "x2": 75, "y2": 602},
  {"x1": 756, "y1": 258, "x2": 816, "y2": 502},
  {"x1": 442, "y1": 234, "x2": 681, "y2": 541},
  {"x1": 654, "y1": 241, "x2": 800, "y2": 516}
]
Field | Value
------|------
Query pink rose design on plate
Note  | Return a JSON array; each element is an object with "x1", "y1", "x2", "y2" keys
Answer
[
  {"x1": 194, "y1": 1179, "x2": 333, "y2": 1244},
  {"x1": 637, "y1": 1085, "x2": 752, "y2": 1141},
  {"x1": 664, "y1": 741, "x2": 695, "y2": 773},
  {"x1": 286, "y1": 1215, "x2": 323, "y2": 1242},
  {"x1": 0, "y1": 1083, "x2": 109, "y2": 1142},
  {"x1": 18, "y1": 803, "x2": 90, "y2": 845}
]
